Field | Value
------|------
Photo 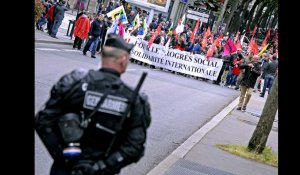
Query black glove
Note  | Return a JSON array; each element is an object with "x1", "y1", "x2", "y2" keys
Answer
[{"x1": 71, "y1": 160, "x2": 107, "y2": 175}]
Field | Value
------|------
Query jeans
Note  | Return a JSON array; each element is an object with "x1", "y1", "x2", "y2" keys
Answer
[
  {"x1": 225, "y1": 66, "x2": 233, "y2": 86},
  {"x1": 51, "y1": 19, "x2": 63, "y2": 37},
  {"x1": 229, "y1": 75, "x2": 238, "y2": 86},
  {"x1": 83, "y1": 36, "x2": 100, "y2": 56},
  {"x1": 261, "y1": 74, "x2": 275, "y2": 97},
  {"x1": 37, "y1": 17, "x2": 47, "y2": 29}
]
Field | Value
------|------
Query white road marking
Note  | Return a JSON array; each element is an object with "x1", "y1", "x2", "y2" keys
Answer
[
  {"x1": 36, "y1": 48, "x2": 82, "y2": 53},
  {"x1": 61, "y1": 49, "x2": 81, "y2": 52},
  {"x1": 36, "y1": 48, "x2": 60, "y2": 51},
  {"x1": 146, "y1": 97, "x2": 240, "y2": 175}
]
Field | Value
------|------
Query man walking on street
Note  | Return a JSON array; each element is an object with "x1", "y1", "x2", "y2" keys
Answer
[
  {"x1": 236, "y1": 55, "x2": 261, "y2": 111},
  {"x1": 50, "y1": 0, "x2": 68, "y2": 39},
  {"x1": 260, "y1": 54, "x2": 278, "y2": 97},
  {"x1": 253, "y1": 53, "x2": 270, "y2": 92},
  {"x1": 83, "y1": 14, "x2": 105, "y2": 58}
]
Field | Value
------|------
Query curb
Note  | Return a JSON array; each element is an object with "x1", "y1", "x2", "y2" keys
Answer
[
  {"x1": 146, "y1": 97, "x2": 239, "y2": 175},
  {"x1": 35, "y1": 39, "x2": 73, "y2": 45}
]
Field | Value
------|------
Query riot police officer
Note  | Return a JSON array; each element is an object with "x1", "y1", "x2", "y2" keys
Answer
[{"x1": 35, "y1": 34, "x2": 151, "y2": 175}]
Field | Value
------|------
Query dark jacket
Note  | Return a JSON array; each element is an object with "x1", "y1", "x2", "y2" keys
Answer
[
  {"x1": 260, "y1": 60, "x2": 269, "y2": 79},
  {"x1": 239, "y1": 62, "x2": 262, "y2": 88},
  {"x1": 101, "y1": 21, "x2": 112, "y2": 40},
  {"x1": 264, "y1": 60, "x2": 278, "y2": 77},
  {"x1": 53, "y1": 2, "x2": 67, "y2": 21},
  {"x1": 222, "y1": 55, "x2": 234, "y2": 70},
  {"x1": 35, "y1": 68, "x2": 151, "y2": 174},
  {"x1": 127, "y1": 15, "x2": 135, "y2": 25},
  {"x1": 153, "y1": 35, "x2": 161, "y2": 44},
  {"x1": 149, "y1": 22, "x2": 157, "y2": 31},
  {"x1": 89, "y1": 19, "x2": 105, "y2": 37},
  {"x1": 106, "y1": 4, "x2": 114, "y2": 13}
]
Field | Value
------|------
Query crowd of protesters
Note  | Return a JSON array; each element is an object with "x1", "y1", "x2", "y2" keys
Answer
[{"x1": 36, "y1": 0, "x2": 278, "y2": 102}]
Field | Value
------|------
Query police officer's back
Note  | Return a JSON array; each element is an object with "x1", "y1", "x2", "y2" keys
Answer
[{"x1": 35, "y1": 34, "x2": 151, "y2": 175}]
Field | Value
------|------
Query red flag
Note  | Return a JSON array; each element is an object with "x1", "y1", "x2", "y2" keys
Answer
[
  {"x1": 201, "y1": 27, "x2": 211, "y2": 48},
  {"x1": 227, "y1": 38, "x2": 237, "y2": 53},
  {"x1": 251, "y1": 25, "x2": 257, "y2": 41},
  {"x1": 206, "y1": 43, "x2": 216, "y2": 59},
  {"x1": 148, "y1": 25, "x2": 161, "y2": 47},
  {"x1": 251, "y1": 40, "x2": 259, "y2": 55},
  {"x1": 247, "y1": 39, "x2": 254, "y2": 53},
  {"x1": 201, "y1": 37, "x2": 207, "y2": 48},
  {"x1": 215, "y1": 33, "x2": 223, "y2": 47},
  {"x1": 235, "y1": 31, "x2": 240, "y2": 42},
  {"x1": 261, "y1": 39, "x2": 267, "y2": 49},
  {"x1": 206, "y1": 27, "x2": 211, "y2": 37},
  {"x1": 235, "y1": 31, "x2": 240, "y2": 39},
  {"x1": 118, "y1": 20, "x2": 125, "y2": 39},
  {"x1": 190, "y1": 19, "x2": 200, "y2": 44},
  {"x1": 235, "y1": 41, "x2": 242, "y2": 50},
  {"x1": 247, "y1": 27, "x2": 251, "y2": 34},
  {"x1": 210, "y1": 32, "x2": 214, "y2": 44}
]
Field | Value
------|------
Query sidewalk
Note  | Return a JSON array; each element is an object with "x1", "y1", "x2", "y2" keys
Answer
[
  {"x1": 35, "y1": 12, "x2": 76, "y2": 45},
  {"x1": 148, "y1": 92, "x2": 278, "y2": 175}
]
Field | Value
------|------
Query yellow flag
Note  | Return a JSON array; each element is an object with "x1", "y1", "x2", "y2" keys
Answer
[{"x1": 258, "y1": 44, "x2": 269, "y2": 57}]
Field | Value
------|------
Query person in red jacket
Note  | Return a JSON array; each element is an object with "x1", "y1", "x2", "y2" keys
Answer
[
  {"x1": 45, "y1": 2, "x2": 57, "y2": 35},
  {"x1": 227, "y1": 53, "x2": 243, "y2": 88},
  {"x1": 175, "y1": 35, "x2": 186, "y2": 51},
  {"x1": 73, "y1": 12, "x2": 91, "y2": 50}
]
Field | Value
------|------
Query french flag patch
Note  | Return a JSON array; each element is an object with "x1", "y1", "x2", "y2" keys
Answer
[{"x1": 63, "y1": 147, "x2": 82, "y2": 157}]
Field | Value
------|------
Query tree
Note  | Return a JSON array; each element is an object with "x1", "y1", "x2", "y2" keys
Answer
[
  {"x1": 258, "y1": 7, "x2": 273, "y2": 29},
  {"x1": 244, "y1": 0, "x2": 260, "y2": 33},
  {"x1": 35, "y1": 0, "x2": 45, "y2": 23},
  {"x1": 250, "y1": 0, "x2": 268, "y2": 29},
  {"x1": 224, "y1": 0, "x2": 240, "y2": 34},
  {"x1": 248, "y1": 76, "x2": 278, "y2": 153},
  {"x1": 227, "y1": 0, "x2": 251, "y2": 33}
]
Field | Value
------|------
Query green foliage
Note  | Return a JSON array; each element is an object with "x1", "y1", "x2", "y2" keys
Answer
[
  {"x1": 35, "y1": 0, "x2": 45, "y2": 23},
  {"x1": 216, "y1": 144, "x2": 278, "y2": 167}
]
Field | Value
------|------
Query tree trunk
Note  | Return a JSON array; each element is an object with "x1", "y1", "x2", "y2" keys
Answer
[
  {"x1": 224, "y1": 0, "x2": 240, "y2": 33},
  {"x1": 248, "y1": 76, "x2": 278, "y2": 153},
  {"x1": 213, "y1": 0, "x2": 230, "y2": 33},
  {"x1": 244, "y1": 0, "x2": 261, "y2": 33},
  {"x1": 227, "y1": 0, "x2": 251, "y2": 33},
  {"x1": 250, "y1": 1, "x2": 268, "y2": 29}
]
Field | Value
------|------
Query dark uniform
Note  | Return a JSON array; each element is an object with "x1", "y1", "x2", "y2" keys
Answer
[{"x1": 35, "y1": 36, "x2": 151, "y2": 175}]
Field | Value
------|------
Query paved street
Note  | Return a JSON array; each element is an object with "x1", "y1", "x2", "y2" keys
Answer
[{"x1": 35, "y1": 42, "x2": 239, "y2": 175}]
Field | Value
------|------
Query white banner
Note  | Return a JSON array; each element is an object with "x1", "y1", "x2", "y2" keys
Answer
[{"x1": 128, "y1": 37, "x2": 224, "y2": 80}]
